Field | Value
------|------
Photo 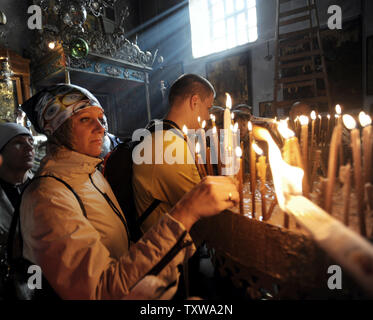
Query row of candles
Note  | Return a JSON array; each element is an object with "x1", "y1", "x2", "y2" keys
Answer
[
  {"x1": 182, "y1": 94, "x2": 373, "y2": 236},
  {"x1": 182, "y1": 93, "x2": 274, "y2": 221},
  {"x1": 287, "y1": 104, "x2": 373, "y2": 236}
]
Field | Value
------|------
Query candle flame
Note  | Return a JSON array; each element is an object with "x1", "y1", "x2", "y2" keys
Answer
[
  {"x1": 277, "y1": 121, "x2": 295, "y2": 139},
  {"x1": 202, "y1": 120, "x2": 206, "y2": 129},
  {"x1": 310, "y1": 111, "x2": 316, "y2": 120},
  {"x1": 233, "y1": 122, "x2": 238, "y2": 133},
  {"x1": 212, "y1": 126, "x2": 217, "y2": 134},
  {"x1": 299, "y1": 115, "x2": 309, "y2": 126},
  {"x1": 231, "y1": 112, "x2": 235, "y2": 120},
  {"x1": 359, "y1": 111, "x2": 372, "y2": 127},
  {"x1": 335, "y1": 104, "x2": 342, "y2": 115},
  {"x1": 196, "y1": 142, "x2": 200, "y2": 154},
  {"x1": 182, "y1": 125, "x2": 188, "y2": 135},
  {"x1": 252, "y1": 142, "x2": 263, "y2": 156},
  {"x1": 198, "y1": 116, "x2": 201, "y2": 123},
  {"x1": 327, "y1": 114, "x2": 331, "y2": 120},
  {"x1": 248, "y1": 121, "x2": 252, "y2": 132},
  {"x1": 318, "y1": 115, "x2": 321, "y2": 119},
  {"x1": 253, "y1": 126, "x2": 304, "y2": 211},
  {"x1": 210, "y1": 114, "x2": 215, "y2": 121},
  {"x1": 225, "y1": 93, "x2": 232, "y2": 109},
  {"x1": 235, "y1": 146, "x2": 242, "y2": 158},
  {"x1": 343, "y1": 114, "x2": 356, "y2": 130}
]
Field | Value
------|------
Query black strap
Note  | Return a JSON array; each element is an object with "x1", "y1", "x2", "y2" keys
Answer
[
  {"x1": 7, "y1": 175, "x2": 86, "y2": 264},
  {"x1": 137, "y1": 199, "x2": 161, "y2": 226},
  {"x1": 146, "y1": 231, "x2": 193, "y2": 276},
  {"x1": 136, "y1": 119, "x2": 188, "y2": 227},
  {"x1": 88, "y1": 173, "x2": 131, "y2": 249},
  {"x1": 146, "y1": 119, "x2": 187, "y2": 142}
]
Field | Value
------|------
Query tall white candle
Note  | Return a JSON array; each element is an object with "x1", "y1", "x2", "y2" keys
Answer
[{"x1": 223, "y1": 93, "x2": 233, "y2": 175}]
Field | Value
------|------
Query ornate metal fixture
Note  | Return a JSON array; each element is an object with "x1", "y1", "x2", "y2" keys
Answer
[
  {"x1": 31, "y1": 0, "x2": 159, "y2": 67},
  {"x1": 0, "y1": 57, "x2": 15, "y2": 121}
]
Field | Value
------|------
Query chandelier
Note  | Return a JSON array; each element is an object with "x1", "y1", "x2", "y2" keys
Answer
[
  {"x1": 0, "y1": 57, "x2": 15, "y2": 121},
  {"x1": 32, "y1": 0, "x2": 157, "y2": 67},
  {"x1": 36, "y1": 0, "x2": 117, "y2": 18}
]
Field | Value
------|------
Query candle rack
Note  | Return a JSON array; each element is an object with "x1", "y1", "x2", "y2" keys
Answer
[{"x1": 191, "y1": 108, "x2": 373, "y2": 299}]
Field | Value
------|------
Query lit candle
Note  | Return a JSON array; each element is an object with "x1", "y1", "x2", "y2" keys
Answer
[
  {"x1": 317, "y1": 114, "x2": 322, "y2": 145},
  {"x1": 278, "y1": 121, "x2": 302, "y2": 168},
  {"x1": 359, "y1": 111, "x2": 372, "y2": 184},
  {"x1": 310, "y1": 111, "x2": 316, "y2": 177},
  {"x1": 199, "y1": 120, "x2": 207, "y2": 161},
  {"x1": 223, "y1": 93, "x2": 233, "y2": 175},
  {"x1": 248, "y1": 121, "x2": 256, "y2": 218},
  {"x1": 210, "y1": 125, "x2": 220, "y2": 172},
  {"x1": 335, "y1": 105, "x2": 344, "y2": 166},
  {"x1": 232, "y1": 122, "x2": 239, "y2": 174},
  {"x1": 324, "y1": 119, "x2": 342, "y2": 215},
  {"x1": 195, "y1": 142, "x2": 207, "y2": 178},
  {"x1": 294, "y1": 116, "x2": 300, "y2": 138},
  {"x1": 326, "y1": 114, "x2": 331, "y2": 144},
  {"x1": 310, "y1": 111, "x2": 316, "y2": 151},
  {"x1": 210, "y1": 114, "x2": 216, "y2": 128},
  {"x1": 339, "y1": 164, "x2": 351, "y2": 226},
  {"x1": 197, "y1": 116, "x2": 201, "y2": 128},
  {"x1": 236, "y1": 146, "x2": 244, "y2": 215},
  {"x1": 299, "y1": 115, "x2": 310, "y2": 198},
  {"x1": 206, "y1": 146, "x2": 214, "y2": 175},
  {"x1": 183, "y1": 124, "x2": 195, "y2": 156},
  {"x1": 254, "y1": 143, "x2": 267, "y2": 220},
  {"x1": 335, "y1": 104, "x2": 342, "y2": 125},
  {"x1": 343, "y1": 114, "x2": 366, "y2": 236}
]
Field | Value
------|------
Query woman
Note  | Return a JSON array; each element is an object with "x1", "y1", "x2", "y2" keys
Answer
[{"x1": 20, "y1": 84, "x2": 238, "y2": 300}]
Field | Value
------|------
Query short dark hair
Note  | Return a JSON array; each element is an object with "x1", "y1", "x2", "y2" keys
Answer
[{"x1": 168, "y1": 74, "x2": 215, "y2": 107}]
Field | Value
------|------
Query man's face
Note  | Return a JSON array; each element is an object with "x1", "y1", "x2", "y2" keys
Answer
[
  {"x1": 1, "y1": 135, "x2": 35, "y2": 171},
  {"x1": 195, "y1": 93, "x2": 214, "y2": 128}
]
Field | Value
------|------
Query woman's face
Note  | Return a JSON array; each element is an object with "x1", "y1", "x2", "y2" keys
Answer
[{"x1": 70, "y1": 107, "x2": 105, "y2": 157}]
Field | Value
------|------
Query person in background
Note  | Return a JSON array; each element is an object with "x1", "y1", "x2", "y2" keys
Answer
[
  {"x1": 0, "y1": 123, "x2": 34, "y2": 299},
  {"x1": 19, "y1": 83, "x2": 238, "y2": 300},
  {"x1": 0, "y1": 123, "x2": 34, "y2": 236},
  {"x1": 100, "y1": 115, "x2": 122, "y2": 159}
]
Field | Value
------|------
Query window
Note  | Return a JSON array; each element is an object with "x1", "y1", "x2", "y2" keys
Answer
[{"x1": 189, "y1": 0, "x2": 258, "y2": 58}]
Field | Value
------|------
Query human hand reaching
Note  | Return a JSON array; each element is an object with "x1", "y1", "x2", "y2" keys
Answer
[{"x1": 170, "y1": 176, "x2": 239, "y2": 231}]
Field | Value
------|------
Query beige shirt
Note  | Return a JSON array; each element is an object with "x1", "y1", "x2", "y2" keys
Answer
[{"x1": 132, "y1": 126, "x2": 201, "y2": 233}]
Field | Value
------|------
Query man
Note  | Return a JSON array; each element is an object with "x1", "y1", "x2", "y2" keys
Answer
[
  {"x1": 0, "y1": 123, "x2": 34, "y2": 299},
  {"x1": 0, "y1": 123, "x2": 34, "y2": 236},
  {"x1": 132, "y1": 74, "x2": 216, "y2": 232}
]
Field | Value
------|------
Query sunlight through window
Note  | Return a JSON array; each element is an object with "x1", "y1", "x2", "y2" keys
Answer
[{"x1": 189, "y1": 0, "x2": 258, "y2": 58}]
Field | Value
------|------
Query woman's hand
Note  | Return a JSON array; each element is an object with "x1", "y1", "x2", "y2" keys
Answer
[{"x1": 170, "y1": 176, "x2": 239, "y2": 231}]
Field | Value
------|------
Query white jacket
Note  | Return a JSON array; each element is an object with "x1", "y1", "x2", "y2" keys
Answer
[{"x1": 20, "y1": 148, "x2": 195, "y2": 299}]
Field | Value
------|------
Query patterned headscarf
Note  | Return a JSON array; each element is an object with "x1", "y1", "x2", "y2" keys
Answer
[{"x1": 21, "y1": 84, "x2": 103, "y2": 136}]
